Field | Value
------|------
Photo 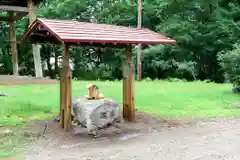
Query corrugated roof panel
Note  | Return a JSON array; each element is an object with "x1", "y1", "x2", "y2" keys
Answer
[{"x1": 21, "y1": 18, "x2": 176, "y2": 45}]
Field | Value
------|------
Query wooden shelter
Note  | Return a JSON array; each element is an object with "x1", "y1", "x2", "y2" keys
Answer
[
  {"x1": 21, "y1": 18, "x2": 176, "y2": 132},
  {"x1": 0, "y1": 0, "x2": 43, "y2": 76}
]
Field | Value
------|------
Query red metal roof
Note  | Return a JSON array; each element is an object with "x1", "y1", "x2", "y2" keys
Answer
[{"x1": 21, "y1": 18, "x2": 176, "y2": 45}]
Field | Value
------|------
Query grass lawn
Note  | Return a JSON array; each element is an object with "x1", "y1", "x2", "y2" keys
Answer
[
  {"x1": 1, "y1": 80, "x2": 240, "y2": 126},
  {"x1": 0, "y1": 80, "x2": 240, "y2": 157}
]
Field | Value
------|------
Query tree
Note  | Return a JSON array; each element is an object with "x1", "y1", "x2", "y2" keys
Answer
[
  {"x1": 0, "y1": 0, "x2": 239, "y2": 84},
  {"x1": 218, "y1": 44, "x2": 240, "y2": 91}
]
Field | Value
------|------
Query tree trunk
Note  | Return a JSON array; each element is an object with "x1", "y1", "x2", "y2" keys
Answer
[
  {"x1": 46, "y1": 56, "x2": 54, "y2": 79},
  {"x1": 28, "y1": 0, "x2": 43, "y2": 78},
  {"x1": 54, "y1": 52, "x2": 59, "y2": 78}
]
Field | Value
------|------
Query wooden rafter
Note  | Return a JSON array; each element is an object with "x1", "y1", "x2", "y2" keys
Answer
[
  {"x1": 0, "y1": 5, "x2": 28, "y2": 12},
  {"x1": 66, "y1": 42, "x2": 128, "y2": 49},
  {"x1": 29, "y1": 34, "x2": 62, "y2": 45},
  {"x1": 0, "y1": 12, "x2": 28, "y2": 21}
]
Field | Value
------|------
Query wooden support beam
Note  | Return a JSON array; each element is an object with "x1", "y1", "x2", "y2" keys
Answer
[
  {"x1": 66, "y1": 42, "x2": 127, "y2": 49},
  {"x1": 60, "y1": 67, "x2": 64, "y2": 128},
  {"x1": 0, "y1": 5, "x2": 29, "y2": 12},
  {"x1": 8, "y1": 11, "x2": 18, "y2": 75},
  {"x1": 65, "y1": 69, "x2": 72, "y2": 131},
  {"x1": 123, "y1": 70, "x2": 128, "y2": 119},
  {"x1": 0, "y1": 12, "x2": 28, "y2": 21},
  {"x1": 123, "y1": 45, "x2": 135, "y2": 121},
  {"x1": 28, "y1": 0, "x2": 43, "y2": 78},
  {"x1": 60, "y1": 45, "x2": 72, "y2": 132}
]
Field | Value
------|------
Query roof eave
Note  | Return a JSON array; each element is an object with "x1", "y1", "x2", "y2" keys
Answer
[
  {"x1": 62, "y1": 39, "x2": 176, "y2": 45},
  {"x1": 21, "y1": 18, "x2": 64, "y2": 45},
  {"x1": 20, "y1": 19, "x2": 39, "y2": 41}
]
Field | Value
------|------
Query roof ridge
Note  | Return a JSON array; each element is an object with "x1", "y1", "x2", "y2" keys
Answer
[{"x1": 37, "y1": 18, "x2": 152, "y2": 30}]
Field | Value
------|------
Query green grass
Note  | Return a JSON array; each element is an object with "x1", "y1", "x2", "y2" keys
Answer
[
  {"x1": 1, "y1": 80, "x2": 240, "y2": 126},
  {"x1": 1, "y1": 80, "x2": 240, "y2": 157}
]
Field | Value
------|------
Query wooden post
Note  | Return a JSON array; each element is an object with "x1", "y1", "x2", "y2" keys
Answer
[
  {"x1": 8, "y1": 11, "x2": 18, "y2": 75},
  {"x1": 28, "y1": 0, "x2": 43, "y2": 78},
  {"x1": 60, "y1": 67, "x2": 64, "y2": 128},
  {"x1": 123, "y1": 70, "x2": 128, "y2": 119},
  {"x1": 60, "y1": 45, "x2": 72, "y2": 132},
  {"x1": 123, "y1": 45, "x2": 135, "y2": 121},
  {"x1": 137, "y1": 0, "x2": 142, "y2": 81}
]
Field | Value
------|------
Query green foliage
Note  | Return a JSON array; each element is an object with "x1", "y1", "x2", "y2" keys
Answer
[
  {"x1": 0, "y1": 0, "x2": 240, "y2": 84},
  {"x1": 218, "y1": 44, "x2": 240, "y2": 88}
]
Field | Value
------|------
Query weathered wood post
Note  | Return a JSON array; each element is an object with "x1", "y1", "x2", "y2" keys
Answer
[
  {"x1": 60, "y1": 45, "x2": 72, "y2": 132},
  {"x1": 28, "y1": 0, "x2": 43, "y2": 78},
  {"x1": 123, "y1": 45, "x2": 135, "y2": 121},
  {"x1": 137, "y1": 0, "x2": 142, "y2": 81},
  {"x1": 8, "y1": 11, "x2": 18, "y2": 75}
]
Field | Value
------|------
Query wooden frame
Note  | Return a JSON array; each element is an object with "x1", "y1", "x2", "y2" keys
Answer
[
  {"x1": 0, "y1": 0, "x2": 41, "y2": 76},
  {"x1": 19, "y1": 17, "x2": 176, "y2": 133},
  {"x1": 59, "y1": 44, "x2": 135, "y2": 132},
  {"x1": 19, "y1": 18, "x2": 175, "y2": 133},
  {"x1": 0, "y1": 12, "x2": 28, "y2": 21},
  {"x1": 0, "y1": 5, "x2": 28, "y2": 12}
]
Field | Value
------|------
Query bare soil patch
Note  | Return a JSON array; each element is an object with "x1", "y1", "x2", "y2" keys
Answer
[
  {"x1": 5, "y1": 112, "x2": 240, "y2": 160},
  {"x1": 0, "y1": 112, "x2": 196, "y2": 159},
  {"x1": 0, "y1": 75, "x2": 58, "y2": 85},
  {"x1": 24, "y1": 112, "x2": 196, "y2": 141}
]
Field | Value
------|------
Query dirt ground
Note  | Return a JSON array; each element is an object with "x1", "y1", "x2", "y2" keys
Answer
[
  {"x1": 1, "y1": 76, "x2": 240, "y2": 159},
  {"x1": 2, "y1": 112, "x2": 240, "y2": 160},
  {"x1": 0, "y1": 75, "x2": 58, "y2": 85}
]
